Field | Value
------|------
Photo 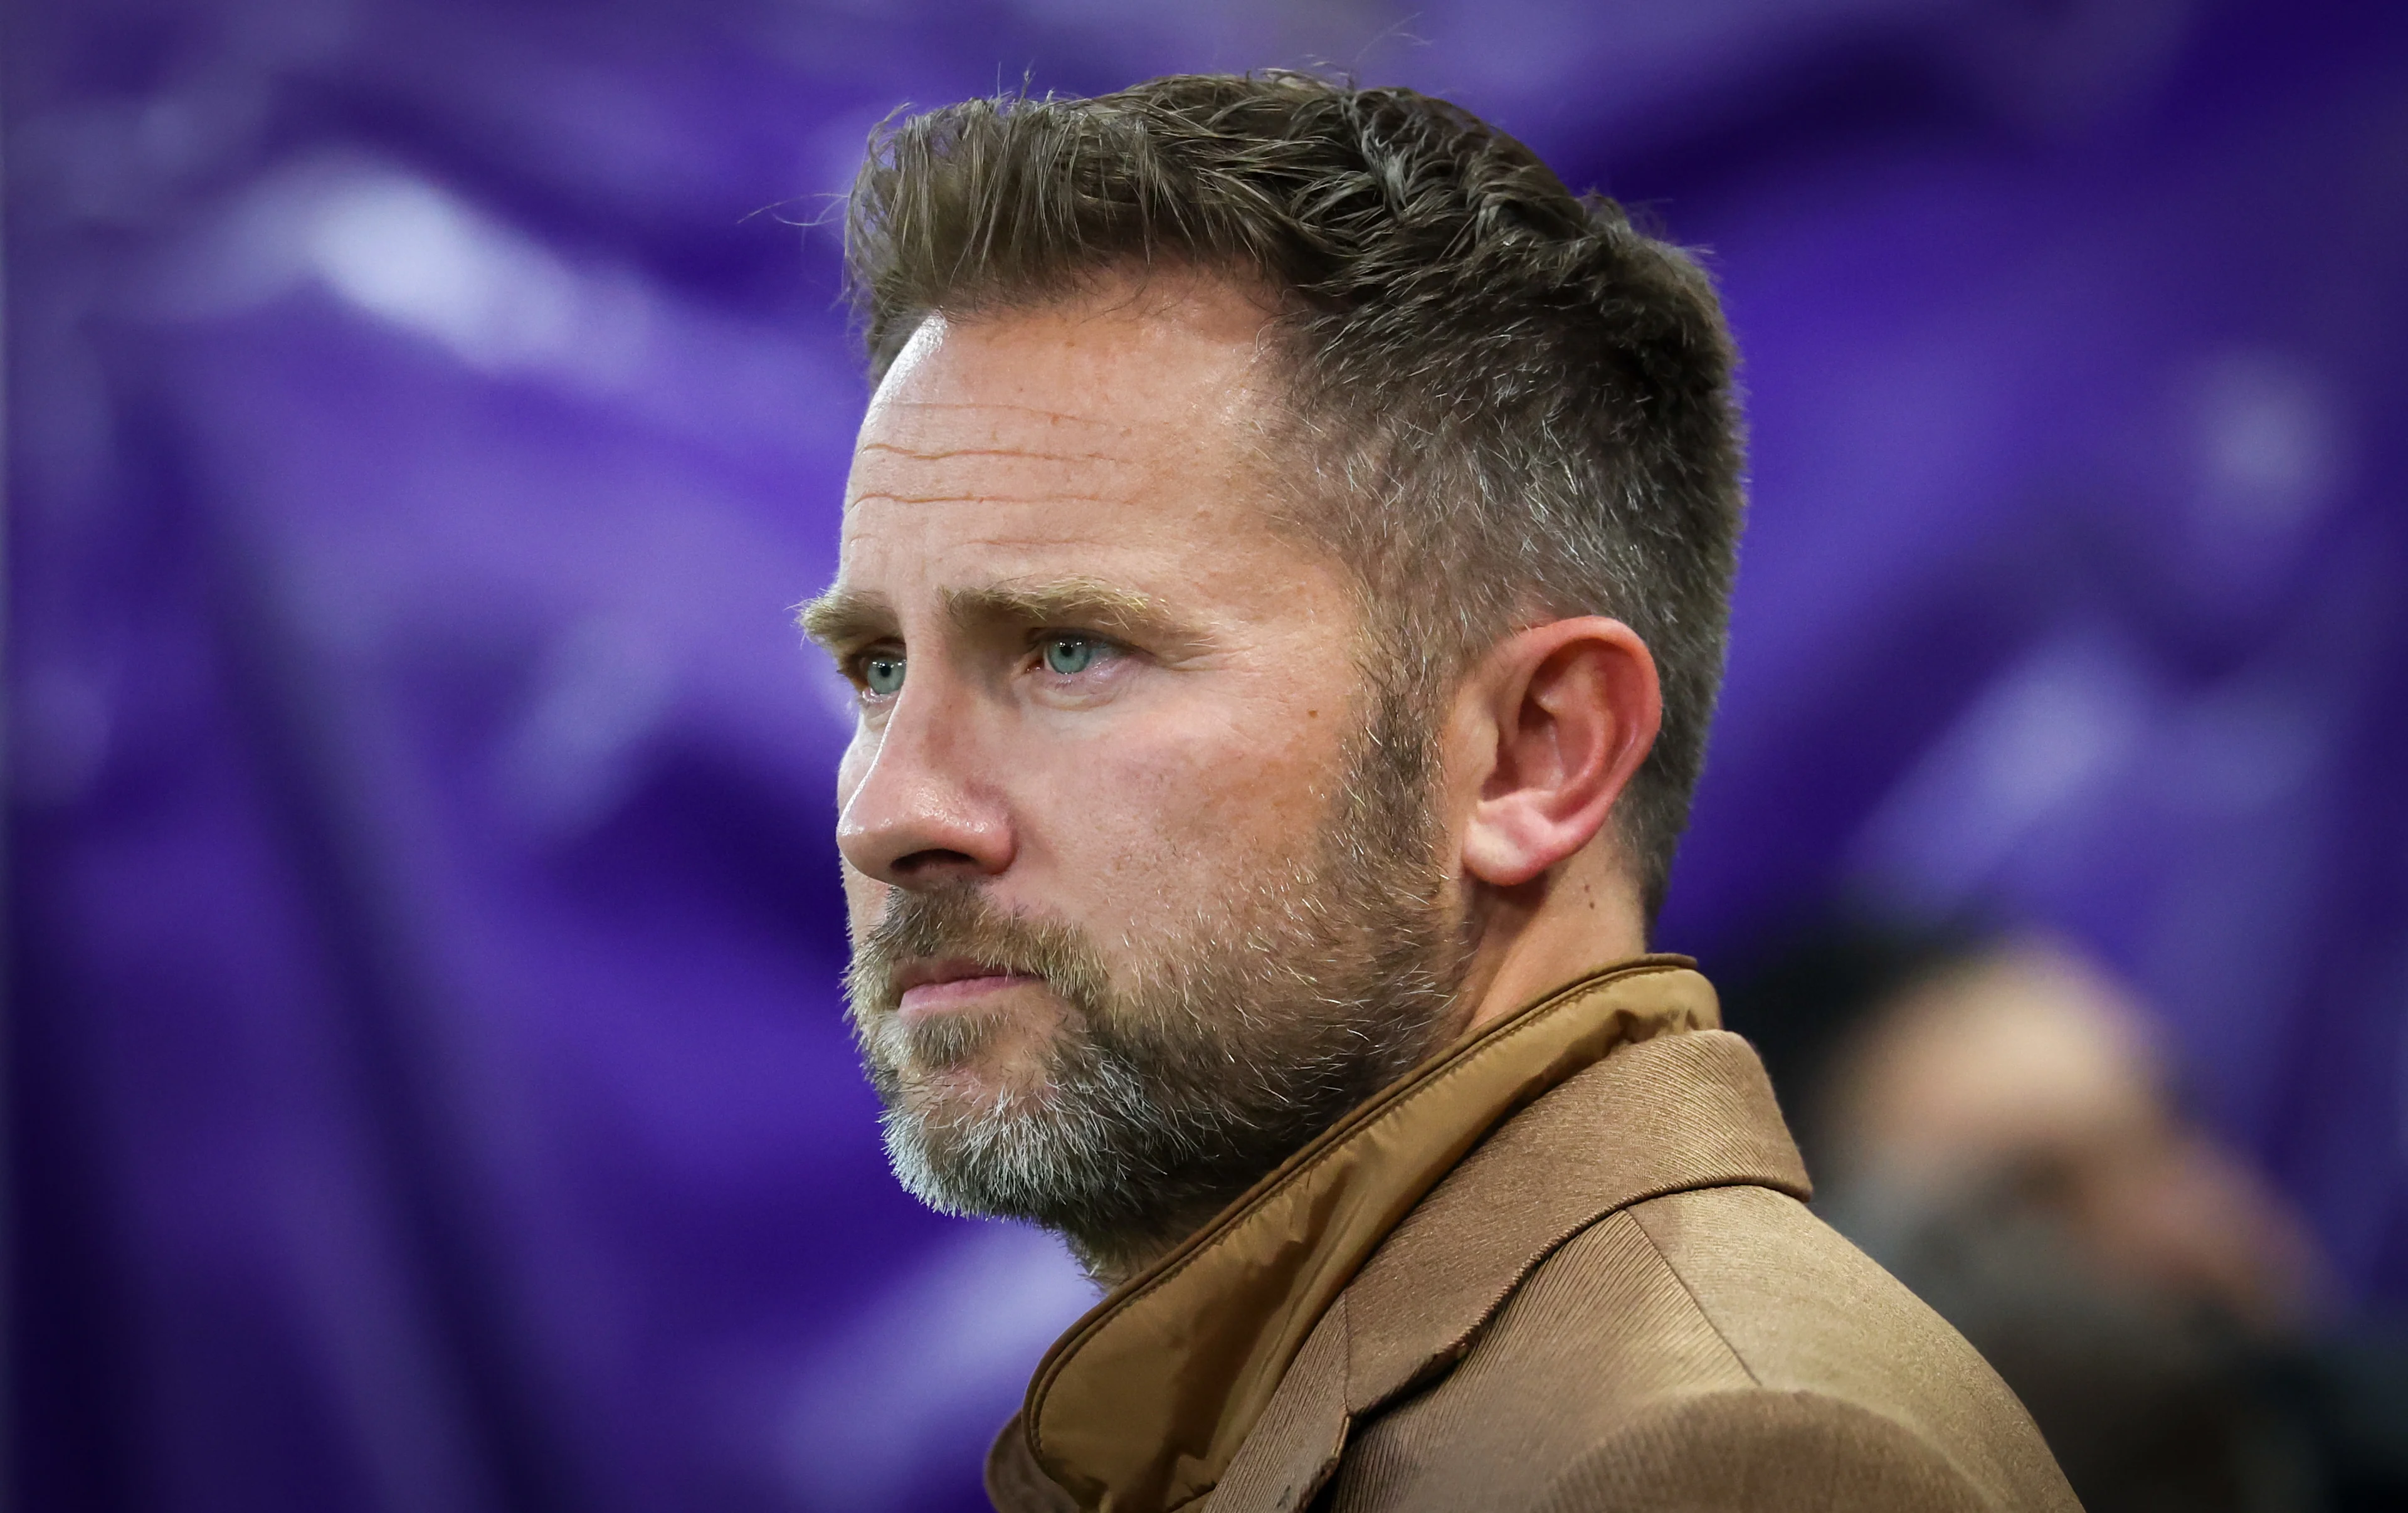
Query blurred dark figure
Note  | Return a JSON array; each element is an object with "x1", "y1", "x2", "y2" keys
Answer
[{"x1": 1723, "y1": 923, "x2": 2408, "y2": 1513}]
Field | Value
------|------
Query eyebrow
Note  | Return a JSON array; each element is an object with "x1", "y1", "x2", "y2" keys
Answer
[
  {"x1": 795, "y1": 576, "x2": 1202, "y2": 654},
  {"x1": 943, "y1": 577, "x2": 1186, "y2": 642},
  {"x1": 795, "y1": 586, "x2": 894, "y2": 651}
]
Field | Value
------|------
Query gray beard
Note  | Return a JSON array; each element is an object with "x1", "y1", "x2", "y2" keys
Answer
[{"x1": 843, "y1": 689, "x2": 1472, "y2": 1277}]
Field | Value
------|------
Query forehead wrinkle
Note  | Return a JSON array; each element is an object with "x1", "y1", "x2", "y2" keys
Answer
[
  {"x1": 856, "y1": 442, "x2": 1144, "y2": 467},
  {"x1": 877, "y1": 398, "x2": 1109, "y2": 418},
  {"x1": 867, "y1": 395, "x2": 1127, "y2": 443}
]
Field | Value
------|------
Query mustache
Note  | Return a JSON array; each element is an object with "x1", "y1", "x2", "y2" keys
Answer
[{"x1": 844, "y1": 884, "x2": 1110, "y2": 1022}]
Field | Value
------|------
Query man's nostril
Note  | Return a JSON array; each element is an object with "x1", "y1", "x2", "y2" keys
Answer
[{"x1": 892, "y1": 848, "x2": 983, "y2": 879}]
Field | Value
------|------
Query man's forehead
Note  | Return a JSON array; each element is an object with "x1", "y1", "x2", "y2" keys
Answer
[
  {"x1": 861, "y1": 394, "x2": 1131, "y2": 452},
  {"x1": 843, "y1": 309, "x2": 1281, "y2": 529},
  {"x1": 863, "y1": 293, "x2": 1274, "y2": 437},
  {"x1": 848, "y1": 395, "x2": 1148, "y2": 503},
  {"x1": 823, "y1": 291, "x2": 1330, "y2": 631},
  {"x1": 850, "y1": 335, "x2": 1200, "y2": 520}
]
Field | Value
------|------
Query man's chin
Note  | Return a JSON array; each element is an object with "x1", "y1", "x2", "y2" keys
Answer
[
  {"x1": 870, "y1": 1013, "x2": 1066, "y2": 1116},
  {"x1": 891, "y1": 1060, "x2": 1054, "y2": 1116},
  {"x1": 875, "y1": 1073, "x2": 1103, "y2": 1229}
]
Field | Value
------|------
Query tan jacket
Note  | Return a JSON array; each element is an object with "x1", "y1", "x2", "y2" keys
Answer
[{"x1": 988, "y1": 958, "x2": 2080, "y2": 1513}]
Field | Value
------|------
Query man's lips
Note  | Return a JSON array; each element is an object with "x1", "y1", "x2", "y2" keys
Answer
[{"x1": 893, "y1": 958, "x2": 1045, "y2": 1021}]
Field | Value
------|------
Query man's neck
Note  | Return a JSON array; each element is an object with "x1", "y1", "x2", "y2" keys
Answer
[{"x1": 1453, "y1": 848, "x2": 1652, "y2": 1037}]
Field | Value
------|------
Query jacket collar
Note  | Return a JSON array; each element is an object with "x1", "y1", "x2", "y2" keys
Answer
[{"x1": 1015, "y1": 955, "x2": 1723, "y2": 1513}]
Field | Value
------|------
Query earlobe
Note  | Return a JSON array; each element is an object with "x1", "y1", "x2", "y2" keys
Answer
[
  {"x1": 1462, "y1": 806, "x2": 1558, "y2": 887},
  {"x1": 1458, "y1": 618, "x2": 1661, "y2": 890}
]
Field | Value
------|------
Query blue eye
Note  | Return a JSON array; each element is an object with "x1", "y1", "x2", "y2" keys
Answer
[
  {"x1": 861, "y1": 653, "x2": 905, "y2": 696},
  {"x1": 1042, "y1": 636, "x2": 1097, "y2": 675}
]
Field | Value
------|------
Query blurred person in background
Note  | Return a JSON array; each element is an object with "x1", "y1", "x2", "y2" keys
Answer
[
  {"x1": 1725, "y1": 924, "x2": 2408, "y2": 1513},
  {"x1": 804, "y1": 72, "x2": 2076, "y2": 1513}
]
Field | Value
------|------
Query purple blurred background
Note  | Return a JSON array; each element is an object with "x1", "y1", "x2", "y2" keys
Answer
[{"x1": 9, "y1": 1, "x2": 2406, "y2": 1509}]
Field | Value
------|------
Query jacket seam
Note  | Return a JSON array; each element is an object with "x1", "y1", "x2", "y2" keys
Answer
[{"x1": 1625, "y1": 1200, "x2": 1763, "y2": 1389}]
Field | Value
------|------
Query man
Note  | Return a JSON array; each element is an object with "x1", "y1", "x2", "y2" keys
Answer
[{"x1": 801, "y1": 73, "x2": 2078, "y2": 1513}]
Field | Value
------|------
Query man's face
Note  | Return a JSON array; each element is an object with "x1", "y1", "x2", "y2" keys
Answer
[{"x1": 808, "y1": 280, "x2": 1469, "y2": 1271}]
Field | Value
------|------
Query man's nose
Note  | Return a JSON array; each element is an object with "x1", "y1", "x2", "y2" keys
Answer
[{"x1": 836, "y1": 692, "x2": 1014, "y2": 887}]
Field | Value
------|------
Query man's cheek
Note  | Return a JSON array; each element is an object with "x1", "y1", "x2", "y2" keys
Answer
[
  {"x1": 1086, "y1": 737, "x2": 1270, "y2": 857},
  {"x1": 1180, "y1": 720, "x2": 1334, "y2": 836}
]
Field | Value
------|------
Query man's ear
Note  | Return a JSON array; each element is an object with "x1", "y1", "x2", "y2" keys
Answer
[{"x1": 1455, "y1": 618, "x2": 1662, "y2": 888}]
